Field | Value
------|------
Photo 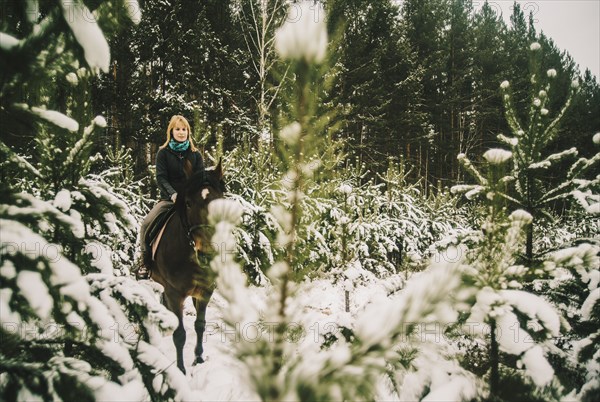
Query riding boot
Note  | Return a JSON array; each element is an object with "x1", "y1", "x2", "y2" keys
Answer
[{"x1": 134, "y1": 220, "x2": 152, "y2": 280}]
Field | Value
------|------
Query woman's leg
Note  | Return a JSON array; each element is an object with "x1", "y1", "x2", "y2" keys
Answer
[{"x1": 135, "y1": 200, "x2": 173, "y2": 278}]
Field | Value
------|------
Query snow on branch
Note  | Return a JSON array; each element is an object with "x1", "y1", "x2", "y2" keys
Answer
[
  {"x1": 66, "y1": 116, "x2": 105, "y2": 166},
  {"x1": 0, "y1": 141, "x2": 41, "y2": 178},
  {"x1": 572, "y1": 190, "x2": 600, "y2": 214},
  {"x1": 354, "y1": 262, "x2": 466, "y2": 350},
  {"x1": 14, "y1": 103, "x2": 79, "y2": 132},
  {"x1": 568, "y1": 153, "x2": 600, "y2": 179},
  {"x1": 542, "y1": 81, "x2": 579, "y2": 143},
  {"x1": 1, "y1": 192, "x2": 85, "y2": 238},
  {"x1": 528, "y1": 147, "x2": 578, "y2": 170},
  {"x1": 0, "y1": 32, "x2": 21, "y2": 51},
  {"x1": 59, "y1": 0, "x2": 110, "y2": 73},
  {"x1": 457, "y1": 153, "x2": 487, "y2": 185},
  {"x1": 451, "y1": 184, "x2": 485, "y2": 201},
  {"x1": 497, "y1": 133, "x2": 518, "y2": 147}
]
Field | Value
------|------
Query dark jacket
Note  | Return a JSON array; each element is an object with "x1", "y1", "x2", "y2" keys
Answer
[{"x1": 156, "y1": 147, "x2": 204, "y2": 200}]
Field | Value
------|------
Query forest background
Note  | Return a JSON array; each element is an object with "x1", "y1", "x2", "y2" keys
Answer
[{"x1": 4, "y1": 0, "x2": 599, "y2": 195}]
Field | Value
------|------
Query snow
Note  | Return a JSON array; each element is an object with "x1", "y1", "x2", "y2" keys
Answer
[
  {"x1": 572, "y1": 190, "x2": 600, "y2": 214},
  {"x1": 53, "y1": 189, "x2": 72, "y2": 211},
  {"x1": 0, "y1": 32, "x2": 20, "y2": 50},
  {"x1": 124, "y1": 0, "x2": 142, "y2": 25},
  {"x1": 589, "y1": 270, "x2": 600, "y2": 291},
  {"x1": 66, "y1": 72, "x2": 78, "y2": 85},
  {"x1": 496, "y1": 310, "x2": 530, "y2": 355},
  {"x1": 30, "y1": 106, "x2": 79, "y2": 132},
  {"x1": 483, "y1": 148, "x2": 512, "y2": 164},
  {"x1": 497, "y1": 133, "x2": 518, "y2": 146},
  {"x1": 422, "y1": 375, "x2": 477, "y2": 402},
  {"x1": 528, "y1": 160, "x2": 551, "y2": 169},
  {"x1": 510, "y1": 209, "x2": 533, "y2": 224},
  {"x1": 59, "y1": 0, "x2": 110, "y2": 73},
  {"x1": 93, "y1": 115, "x2": 107, "y2": 127},
  {"x1": 551, "y1": 243, "x2": 600, "y2": 274},
  {"x1": 86, "y1": 241, "x2": 114, "y2": 274},
  {"x1": 137, "y1": 341, "x2": 194, "y2": 400},
  {"x1": 581, "y1": 290, "x2": 600, "y2": 320},
  {"x1": 279, "y1": 122, "x2": 302, "y2": 145},
  {"x1": 501, "y1": 290, "x2": 560, "y2": 336},
  {"x1": 274, "y1": 1, "x2": 328, "y2": 63},
  {"x1": 521, "y1": 345, "x2": 554, "y2": 386},
  {"x1": 16, "y1": 270, "x2": 53, "y2": 321},
  {"x1": 354, "y1": 262, "x2": 462, "y2": 348},
  {"x1": 529, "y1": 148, "x2": 578, "y2": 171},
  {"x1": 90, "y1": 379, "x2": 146, "y2": 402},
  {"x1": 208, "y1": 199, "x2": 244, "y2": 225},
  {"x1": 0, "y1": 260, "x2": 16, "y2": 279},
  {"x1": 0, "y1": 288, "x2": 21, "y2": 325}
]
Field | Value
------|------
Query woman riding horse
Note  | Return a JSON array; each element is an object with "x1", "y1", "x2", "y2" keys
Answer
[
  {"x1": 152, "y1": 163, "x2": 225, "y2": 373},
  {"x1": 134, "y1": 114, "x2": 226, "y2": 373},
  {"x1": 133, "y1": 115, "x2": 204, "y2": 279}
]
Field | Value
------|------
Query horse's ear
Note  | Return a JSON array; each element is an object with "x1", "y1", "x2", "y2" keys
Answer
[{"x1": 215, "y1": 157, "x2": 223, "y2": 179}]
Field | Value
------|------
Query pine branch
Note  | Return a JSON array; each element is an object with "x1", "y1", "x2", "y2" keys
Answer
[{"x1": 0, "y1": 141, "x2": 42, "y2": 178}]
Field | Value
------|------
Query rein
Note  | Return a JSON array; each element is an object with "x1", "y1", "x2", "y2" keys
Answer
[
  {"x1": 180, "y1": 179, "x2": 215, "y2": 253},
  {"x1": 186, "y1": 224, "x2": 211, "y2": 249}
]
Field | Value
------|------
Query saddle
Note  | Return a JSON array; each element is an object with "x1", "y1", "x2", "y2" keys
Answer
[{"x1": 145, "y1": 205, "x2": 176, "y2": 261}]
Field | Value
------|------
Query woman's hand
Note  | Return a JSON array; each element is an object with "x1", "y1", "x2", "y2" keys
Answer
[{"x1": 171, "y1": 193, "x2": 177, "y2": 203}]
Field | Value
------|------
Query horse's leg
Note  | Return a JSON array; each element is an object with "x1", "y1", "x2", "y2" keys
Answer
[
  {"x1": 164, "y1": 289, "x2": 187, "y2": 374},
  {"x1": 192, "y1": 290, "x2": 213, "y2": 365}
]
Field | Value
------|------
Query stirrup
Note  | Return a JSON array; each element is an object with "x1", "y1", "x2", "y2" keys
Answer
[
  {"x1": 132, "y1": 259, "x2": 151, "y2": 280},
  {"x1": 136, "y1": 266, "x2": 151, "y2": 280}
]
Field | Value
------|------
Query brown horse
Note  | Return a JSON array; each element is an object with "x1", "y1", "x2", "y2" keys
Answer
[{"x1": 150, "y1": 161, "x2": 225, "y2": 374}]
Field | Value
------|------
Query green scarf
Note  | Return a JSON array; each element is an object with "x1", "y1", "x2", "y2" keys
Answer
[{"x1": 169, "y1": 139, "x2": 190, "y2": 152}]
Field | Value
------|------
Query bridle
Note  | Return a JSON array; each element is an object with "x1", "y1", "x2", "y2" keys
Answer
[{"x1": 181, "y1": 180, "x2": 220, "y2": 253}]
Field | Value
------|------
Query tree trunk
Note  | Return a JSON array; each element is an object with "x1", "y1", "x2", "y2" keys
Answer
[
  {"x1": 490, "y1": 318, "x2": 499, "y2": 397},
  {"x1": 526, "y1": 217, "x2": 534, "y2": 263}
]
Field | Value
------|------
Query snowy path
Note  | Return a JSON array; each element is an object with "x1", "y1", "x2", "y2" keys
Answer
[
  {"x1": 158, "y1": 293, "x2": 257, "y2": 401},
  {"x1": 155, "y1": 276, "x2": 403, "y2": 400}
]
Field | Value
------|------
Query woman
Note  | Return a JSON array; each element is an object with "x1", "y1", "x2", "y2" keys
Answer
[{"x1": 134, "y1": 115, "x2": 204, "y2": 279}]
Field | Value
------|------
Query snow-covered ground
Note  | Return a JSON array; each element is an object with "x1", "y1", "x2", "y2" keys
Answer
[
  {"x1": 159, "y1": 292, "x2": 256, "y2": 400},
  {"x1": 157, "y1": 273, "x2": 405, "y2": 401}
]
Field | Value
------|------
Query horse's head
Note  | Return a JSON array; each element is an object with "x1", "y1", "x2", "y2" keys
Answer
[{"x1": 178, "y1": 159, "x2": 225, "y2": 255}]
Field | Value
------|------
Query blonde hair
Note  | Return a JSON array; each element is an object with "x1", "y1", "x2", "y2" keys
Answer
[{"x1": 160, "y1": 115, "x2": 197, "y2": 151}]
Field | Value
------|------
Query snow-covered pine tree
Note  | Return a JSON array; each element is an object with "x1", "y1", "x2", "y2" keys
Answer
[
  {"x1": 497, "y1": 42, "x2": 599, "y2": 261},
  {"x1": 453, "y1": 44, "x2": 598, "y2": 400},
  {"x1": 1, "y1": 1, "x2": 192, "y2": 399},
  {"x1": 452, "y1": 148, "x2": 599, "y2": 400},
  {"x1": 532, "y1": 136, "x2": 600, "y2": 401},
  {"x1": 454, "y1": 149, "x2": 563, "y2": 398}
]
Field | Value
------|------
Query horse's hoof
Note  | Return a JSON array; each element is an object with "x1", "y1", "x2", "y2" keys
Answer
[{"x1": 193, "y1": 356, "x2": 205, "y2": 365}]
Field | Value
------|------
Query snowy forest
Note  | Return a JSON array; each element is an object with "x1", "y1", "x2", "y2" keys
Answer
[{"x1": 0, "y1": 0, "x2": 599, "y2": 401}]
